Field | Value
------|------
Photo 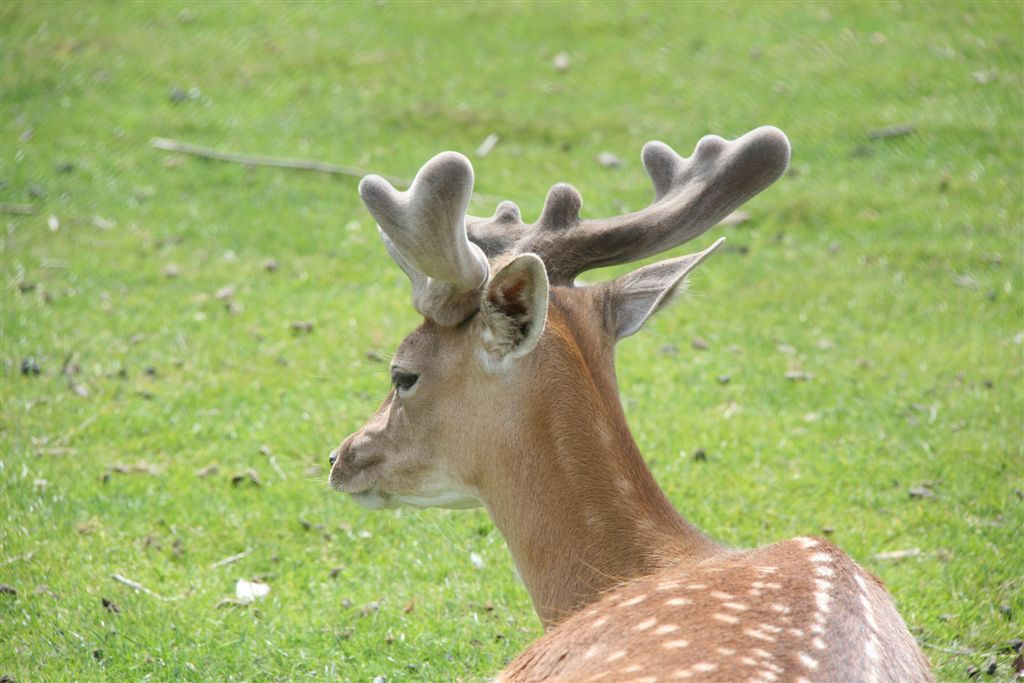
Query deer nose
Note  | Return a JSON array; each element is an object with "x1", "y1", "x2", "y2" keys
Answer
[{"x1": 328, "y1": 447, "x2": 340, "y2": 466}]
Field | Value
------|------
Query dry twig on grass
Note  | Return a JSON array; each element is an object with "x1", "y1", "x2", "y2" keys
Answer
[{"x1": 150, "y1": 137, "x2": 504, "y2": 204}]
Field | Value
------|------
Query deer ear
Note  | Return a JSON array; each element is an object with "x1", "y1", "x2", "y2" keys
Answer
[
  {"x1": 480, "y1": 254, "x2": 549, "y2": 359},
  {"x1": 608, "y1": 238, "x2": 724, "y2": 340}
]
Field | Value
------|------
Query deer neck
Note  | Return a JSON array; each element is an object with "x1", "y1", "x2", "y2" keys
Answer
[{"x1": 476, "y1": 308, "x2": 722, "y2": 629}]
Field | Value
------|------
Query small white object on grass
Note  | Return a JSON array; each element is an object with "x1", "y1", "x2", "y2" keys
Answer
[
  {"x1": 235, "y1": 578, "x2": 270, "y2": 604},
  {"x1": 476, "y1": 133, "x2": 500, "y2": 158},
  {"x1": 470, "y1": 552, "x2": 485, "y2": 569}
]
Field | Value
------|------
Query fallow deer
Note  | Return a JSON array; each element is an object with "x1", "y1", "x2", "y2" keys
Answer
[{"x1": 327, "y1": 126, "x2": 933, "y2": 682}]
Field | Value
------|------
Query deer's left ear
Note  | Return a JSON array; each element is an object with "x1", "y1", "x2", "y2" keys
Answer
[
  {"x1": 480, "y1": 253, "x2": 549, "y2": 360},
  {"x1": 607, "y1": 238, "x2": 724, "y2": 340}
]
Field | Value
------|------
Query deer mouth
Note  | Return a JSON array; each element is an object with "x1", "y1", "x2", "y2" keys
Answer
[{"x1": 329, "y1": 458, "x2": 383, "y2": 497}]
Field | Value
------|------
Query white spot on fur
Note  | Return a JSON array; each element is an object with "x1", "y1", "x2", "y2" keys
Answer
[
  {"x1": 717, "y1": 647, "x2": 736, "y2": 656},
  {"x1": 866, "y1": 637, "x2": 880, "y2": 661},
  {"x1": 815, "y1": 564, "x2": 835, "y2": 577},
  {"x1": 620, "y1": 594, "x2": 646, "y2": 607},
  {"x1": 748, "y1": 588, "x2": 763, "y2": 597},
  {"x1": 812, "y1": 636, "x2": 826, "y2": 650},
  {"x1": 591, "y1": 615, "x2": 609, "y2": 628},
  {"x1": 788, "y1": 627, "x2": 805, "y2": 638},
  {"x1": 692, "y1": 662, "x2": 718, "y2": 672},
  {"x1": 755, "y1": 566, "x2": 777, "y2": 574},
  {"x1": 739, "y1": 656, "x2": 757, "y2": 666},
  {"x1": 751, "y1": 648, "x2": 773, "y2": 659},
  {"x1": 663, "y1": 639, "x2": 690, "y2": 649},
  {"x1": 798, "y1": 652, "x2": 819, "y2": 670},
  {"x1": 815, "y1": 590, "x2": 832, "y2": 614},
  {"x1": 809, "y1": 552, "x2": 831, "y2": 563},
  {"x1": 710, "y1": 590, "x2": 734, "y2": 600},
  {"x1": 685, "y1": 583, "x2": 707, "y2": 590},
  {"x1": 606, "y1": 650, "x2": 626, "y2": 662},
  {"x1": 770, "y1": 603, "x2": 790, "y2": 614},
  {"x1": 584, "y1": 643, "x2": 602, "y2": 659},
  {"x1": 672, "y1": 671, "x2": 692, "y2": 680},
  {"x1": 814, "y1": 578, "x2": 833, "y2": 592},
  {"x1": 713, "y1": 612, "x2": 740, "y2": 624},
  {"x1": 665, "y1": 597, "x2": 692, "y2": 606},
  {"x1": 635, "y1": 617, "x2": 657, "y2": 631},
  {"x1": 723, "y1": 601, "x2": 749, "y2": 611},
  {"x1": 622, "y1": 664, "x2": 643, "y2": 673},
  {"x1": 759, "y1": 623, "x2": 783, "y2": 634},
  {"x1": 655, "y1": 623, "x2": 680, "y2": 635},
  {"x1": 744, "y1": 628, "x2": 776, "y2": 642},
  {"x1": 796, "y1": 537, "x2": 819, "y2": 549},
  {"x1": 656, "y1": 582, "x2": 680, "y2": 591}
]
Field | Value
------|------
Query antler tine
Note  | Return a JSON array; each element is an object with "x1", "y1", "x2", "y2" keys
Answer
[
  {"x1": 467, "y1": 126, "x2": 790, "y2": 285},
  {"x1": 359, "y1": 152, "x2": 490, "y2": 326}
]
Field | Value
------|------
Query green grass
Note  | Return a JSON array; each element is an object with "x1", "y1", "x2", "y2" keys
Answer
[{"x1": 1, "y1": 1, "x2": 1021, "y2": 680}]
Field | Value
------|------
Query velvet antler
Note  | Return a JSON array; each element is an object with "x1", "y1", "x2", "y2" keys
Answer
[
  {"x1": 466, "y1": 126, "x2": 790, "y2": 285},
  {"x1": 359, "y1": 152, "x2": 490, "y2": 326}
]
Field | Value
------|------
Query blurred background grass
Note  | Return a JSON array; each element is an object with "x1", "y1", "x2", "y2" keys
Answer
[{"x1": 2, "y1": 2, "x2": 1021, "y2": 680}]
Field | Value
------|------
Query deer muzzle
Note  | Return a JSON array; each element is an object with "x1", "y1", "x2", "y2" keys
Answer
[{"x1": 328, "y1": 432, "x2": 385, "y2": 494}]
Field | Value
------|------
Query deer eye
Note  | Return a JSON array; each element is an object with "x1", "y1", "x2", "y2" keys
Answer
[{"x1": 391, "y1": 368, "x2": 419, "y2": 394}]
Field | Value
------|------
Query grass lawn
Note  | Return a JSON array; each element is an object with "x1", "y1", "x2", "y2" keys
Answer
[{"x1": 2, "y1": 2, "x2": 1021, "y2": 680}]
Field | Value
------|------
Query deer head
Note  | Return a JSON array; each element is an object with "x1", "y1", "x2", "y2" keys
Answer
[
  {"x1": 326, "y1": 129, "x2": 935, "y2": 681},
  {"x1": 329, "y1": 126, "x2": 789, "y2": 515}
]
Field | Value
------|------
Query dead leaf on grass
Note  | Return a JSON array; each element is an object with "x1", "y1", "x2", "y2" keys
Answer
[
  {"x1": 867, "y1": 123, "x2": 915, "y2": 140},
  {"x1": 196, "y1": 464, "x2": 219, "y2": 478},
  {"x1": 62, "y1": 352, "x2": 89, "y2": 397},
  {"x1": 231, "y1": 468, "x2": 261, "y2": 486},
  {"x1": 873, "y1": 548, "x2": 921, "y2": 562},
  {"x1": 908, "y1": 485, "x2": 936, "y2": 499},
  {"x1": 954, "y1": 274, "x2": 981, "y2": 290},
  {"x1": 109, "y1": 462, "x2": 161, "y2": 476},
  {"x1": 365, "y1": 349, "x2": 388, "y2": 364}
]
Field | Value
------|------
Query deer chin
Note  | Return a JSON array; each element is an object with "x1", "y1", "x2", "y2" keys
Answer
[
  {"x1": 348, "y1": 486, "x2": 392, "y2": 510},
  {"x1": 389, "y1": 489, "x2": 482, "y2": 510}
]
